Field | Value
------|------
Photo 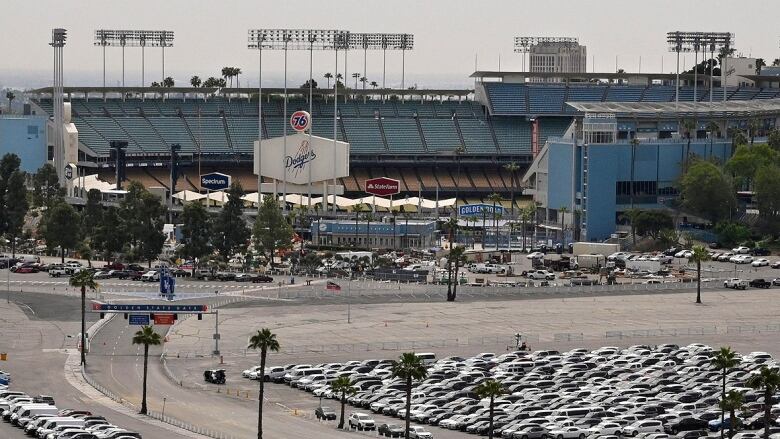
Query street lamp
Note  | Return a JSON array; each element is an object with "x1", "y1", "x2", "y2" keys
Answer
[{"x1": 93, "y1": 29, "x2": 174, "y2": 90}]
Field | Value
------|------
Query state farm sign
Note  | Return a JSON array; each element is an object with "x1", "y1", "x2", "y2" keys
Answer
[{"x1": 365, "y1": 177, "x2": 400, "y2": 196}]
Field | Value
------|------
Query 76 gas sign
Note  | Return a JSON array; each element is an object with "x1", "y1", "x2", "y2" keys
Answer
[{"x1": 290, "y1": 110, "x2": 311, "y2": 132}]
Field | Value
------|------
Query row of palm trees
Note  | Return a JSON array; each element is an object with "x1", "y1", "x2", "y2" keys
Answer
[{"x1": 322, "y1": 72, "x2": 378, "y2": 90}]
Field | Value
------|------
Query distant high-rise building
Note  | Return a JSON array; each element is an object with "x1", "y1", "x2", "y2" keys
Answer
[{"x1": 529, "y1": 41, "x2": 587, "y2": 79}]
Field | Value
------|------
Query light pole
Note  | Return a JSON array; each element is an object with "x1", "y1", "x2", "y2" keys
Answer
[
  {"x1": 50, "y1": 28, "x2": 67, "y2": 189},
  {"x1": 93, "y1": 29, "x2": 174, "y2": 91}
]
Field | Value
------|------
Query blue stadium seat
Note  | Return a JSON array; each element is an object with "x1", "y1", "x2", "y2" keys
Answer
[
  {"x1": 527, "y1": 86, "x2": 566, "y2": 114},
  {"x1": 458, "y1": 118, "x2": 498, "y2": 153},
  {"x1": 341, "y1": 118, "x2": 384, "y2": 153},
  {"x1": 484, "y1": 83, "x2": 526, "y2": 115},
  {"x1": 641, "y1": 87, "x2": 675, "y2": 102},
  {"x1": 147, "y1": 117, "x2": 197, "y2": 153},
  {"x1": 491, "y1": 117, "x2": 530, "y2": 154},
  {"x1": 436, "y1": 101, "x2": 475, "y2": 118},
  {"x1": 605, "y1": 86, "x2": 644, "y2": 102},
  {"x1": 381, "y1": 118, "x2": 424, "y2": 153},
  {"x1": 226, "y1": 117, "x2": 259, "y2": 153},
  {"x1": 113, "y1": 117, "x2": 167, "y2": 152},
  {"x1": 421, "y1": 119, "x2": 462, "y2": 152}
]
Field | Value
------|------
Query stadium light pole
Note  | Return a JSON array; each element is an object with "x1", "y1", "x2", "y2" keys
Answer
[
  {"x1": 139, "y1": 34, "x2": 146, "y2": 88},
  {"x1": 513, "y1": 37, "x2": 536, "y2": 72},
  {"x1": 94, "y1": 29, "x2": 173, "y2": 91},
  {"x1": 667, "y1": 32, "x2": 687, "y2": 112},
  {"x1": 51, "y1": 28, "x2": 67, "y2": 188},
  {"x1": 95, "y1": 30, "x2": 109, "y2": 100}
]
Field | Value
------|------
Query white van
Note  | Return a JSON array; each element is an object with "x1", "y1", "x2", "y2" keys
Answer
[
  {"x1": 37, "y1": 417, "x2": 85, "y2": 437},
  {"x1": 13, "y1": 404, "x2": 58, "y2": 426},
  {"x1": 288, "y1": 368, "x2": 324, "y2": 386},
  {"x1": 416, "y1": 353, "x2": 436, "y2": 365}
]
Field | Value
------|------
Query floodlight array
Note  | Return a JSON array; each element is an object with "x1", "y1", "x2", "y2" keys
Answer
[
  {"x1": 667, "y1": 31, "x2": 733, "y2": 52},
  {"x1": 94, "y1": 30, "x2": 174, "y2": 47},
  {"x1": 51, "y1": 28, "x2": 67, "y2": 46},
  {"x1": 248, "y1": 29, "x2": 346, "y2": 50},
  {"x1": 514, "y1": 36, "x2": 579, "y2": 52}
]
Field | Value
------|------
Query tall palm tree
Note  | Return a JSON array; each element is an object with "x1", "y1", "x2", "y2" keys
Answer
[
  {"x1": 747, "y1": 367, "x2": 780, "y2": 439},
  {"x1": 559, "y1": 206, "x2": 569, "y2": 246},
  {"x1": 444, "y1": 216, "x2": 459, "y2": 301},
  {"x1": 747, "y1": 118, "x2": 760, "y2": 146},
  {"x1": 448, "y1": 246, "x2": 465, "y2": 302},
  {"x1": 681, "y1": 119, "x2": 697, "y2": 167},
  {"x1": 5, "y1": 91, "x2": 15, "y2": 113},
  {"x1": 234, "y1": 67, "x2": 242, "y2": 88},
  {"x1": 352, "y1": 204, "x2": 364, "y2": 247},
  {"x1": 719, "y1": 390, "x2": 745, "y2": 439},
  {"x1": 707, "y1": 120, "x2": 720, "y2": 158},
  {"x1": 131, "y1": 325, "x2": 162, "y2": 415},
  {"x1": 370, "y1": 81, "x2": 378, "y2": 89},
  {"x1": 689, "y1": 245, "x2": 711, "y2": 304},
  {"x1": 488, "y1": 193, "x2": 502, "y2": 251},
  {"x1": 475, "y1": 379, "x2": 504, "y2": 439},
  {"x1": 70, "y1": 270, "x2": 97, "y2": 366},
  {"x1": 248, "y1": 328, "x2": 280, "y2": 439},
  {"x1": 330, "y1": 376, "x2": 357, "y2": 429},
  {"x1": 620, "y1": 208, "x2": 643, "y2": 247},
  {"x1": 360, "y1": 76, "x2": 368, "y2": 89},
  {"x1": 712, "y1": 347, "x2": 741, "y2": 439},
  {"x1": 519, "y1": 205, "x2": 532, "y2": 252},
  {"x1": 190, "y1": 76, "x2": 201, "y2": 88},
  {"x1": 162, "y1": 77, "x2": 174, "y2": 88},
  {"x1": 391, "y1": 353, "x2": 428, "y2": 439},
  {"x1": 362, "y1": 212, "x2": 375, "y2": 248},
  {"x1": 503, "y1": 162, "x2": 520, "y2": 217},
  {"x1": 324, "y1": 72, "x2": 333, "y2": 89}
]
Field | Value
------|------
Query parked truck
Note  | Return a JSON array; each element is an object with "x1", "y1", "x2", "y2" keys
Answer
[
  {"x1": 625, "y1": 259, "x2": 662, "y2": 273},
  {"x1": 575, "y1": 254, "x2": 607, "y2": 270},
  {"x1": 572, "y1": 242, "x2": 620, "y2": 257}
]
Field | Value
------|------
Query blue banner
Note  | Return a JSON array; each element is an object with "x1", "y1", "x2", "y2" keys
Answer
[
  {"x1": 129, "y1": 314, "x2": 150, "y2": 325},
  {"x1": 458, "y1": 204, "x2": 504, "y2": 216},
  {"x1": 200, "y1": 172, "x2": 231, "y2": 191}
]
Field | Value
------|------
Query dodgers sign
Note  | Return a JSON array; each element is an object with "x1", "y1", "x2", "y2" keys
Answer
[
  {"x1": 200, "y1": 172, "x2": 231, "y2": 191},
  {"x1": 290, "y1": 110, "x2": 311, "y2": 132},
  {"x1": 459, "y1": 204, "x2": 504, "y2": 216}
]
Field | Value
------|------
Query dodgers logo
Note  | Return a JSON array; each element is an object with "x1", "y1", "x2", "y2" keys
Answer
[{"x1": 285, "y1": 139, "x2": 317, "y2": 178}]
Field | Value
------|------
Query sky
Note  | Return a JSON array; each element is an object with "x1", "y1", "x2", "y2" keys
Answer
[{"x1": 1, "y1": 0, "x2": 779, "y2": 90}]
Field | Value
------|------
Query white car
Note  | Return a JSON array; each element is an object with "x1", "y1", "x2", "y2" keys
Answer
[
  {"x1": 608, "y1": 252, "x2": 630, "y2": 261},
  {"x1": 242, "y1": 366, "x2": 263, "y2": 378},
  {"x1": 408, "y1": 425, "x2": 434, "y2": 439},
  {"x1": 140, "y1": 270, "x2": 159, "y2": 282},
  {"x1": 730, "y1": 255, "x2": 753, "y2": 264},
  {"x1": 752, "y1": 258, "x2": 770, "y2": 267},
  {"x1": 589, "y1": 422, "x2": 624, "y2": 436},
  {"x1": 528, "y1": 270, "x2": 555, "y2": 280},
  {"x1": 733, "y1": 246, "x2": 751, "y2": 254},
  {"x1": 527, "y1": 252, "x2": 545, "y2": 260},
  {"x1": 674, "y1": 250, "x2": 693, "y2": 258},
  {"x1": 622, "y1": 420, "x2": 663, "y2": 436},
  {"x1": 549, "y1": 425, "x2": 589, "y2": 439},
  {"x1": 348, "y1": 412, "x2": 375, "y2": 431},
  {"x1": 718, "y1": 252, "x2": 735, "y2": 261}
]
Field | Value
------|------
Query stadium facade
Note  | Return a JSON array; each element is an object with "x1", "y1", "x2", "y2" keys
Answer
[{"x1": 20, "y1": 69, "x2": 780, "y2": 241}]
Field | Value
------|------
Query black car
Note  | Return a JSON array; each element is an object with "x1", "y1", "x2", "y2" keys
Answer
[
  {"x1": 749, "y1": 278, "x2": 771, "y2": 288},
  {"x1": 378, "y1": 423, "x2": 404, "y2": 437},
  {"x1": 252, "y1": 274, "x2": 273, "y2": 283},
  {"x1": 752, "y1": 247, "x2": 771, "y2": 256},
  {"x1": 665, "y1": 418, "x2": 709, "y2": 434},
  {"x1": 171, "y1": 268, "x2": 191, "y2": 277},
  {"x1": 675, "y1": 430, "x2": 709, "y2": 439},
  {"x1": 664, "y1": 247, "x2": 679, "y2": 256},
  {"x1": 216, "y1": 272, "x2": 236, "y2": 281},
  {"x1": 314, "y1": 406, "x2": 336, "y2": 421},
  {"x1": 204, "y1": 369, "x2": 226, "y2": 384}
]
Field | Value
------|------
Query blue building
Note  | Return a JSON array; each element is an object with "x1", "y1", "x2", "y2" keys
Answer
[
  {"x1": 0, "y1": 115, "x2": 47, "y2": 172},
  {"x1": 522, "y1": 101, "x2": 780, "y2": 242}
]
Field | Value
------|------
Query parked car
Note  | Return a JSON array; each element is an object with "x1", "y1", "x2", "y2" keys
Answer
[
  {"x1": 751, "y1": 248, "x2": 771, "y2": 256},
  {"x1": 348, "y1": 412, "x2": 376, "y2": 431},
  {"x1": 752, "y1": 259, "x2": 770, "y2": 267},
  {"x1": 407, "y1": 425, "x2": 434, "y2": 439},
  {"x1": 724, "y1": 278, "x2": 748, "y2": 290},
  {"x1": 665, "y1": 418, "x2": 709, "y2": 434},
  {"x1": 733, "y1": 246, "x2": 751, "y2": 254},
  {"x1": 749, "y1": 279, "x2": 771, "y2": 289},
  {"x1": 140, "y1": 271, "x2": 159, "y2": 282},
  {"x1": 379, "y1": 423, "x2": 405, "y2": 437},
  {"x1": 528, "y1": 270, "x2": 555, "y2": 281},
  {"x1": 234, "y1": 273, "x2": 254, "y2": 282},
  {"x1": 314, "y1": 406, "x2": 336, "y2": 421},
  {"x1": 526, "y1": 252, "x2": 545, "y2": 260},
  {"x1": 252, "y1": 275, "x2": 274, "y2": 283},
  {"x1": 48, "y1": 266, "x2": 67, "y2": 277}
]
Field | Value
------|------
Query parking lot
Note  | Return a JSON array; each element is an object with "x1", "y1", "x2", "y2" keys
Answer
[{"x1": 241, "y1": 344, "x2": 779, "y2": 439}]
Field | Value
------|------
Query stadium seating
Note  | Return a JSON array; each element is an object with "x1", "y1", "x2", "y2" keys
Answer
[
  {"x1": 491, "y1": 117, "x2": 531, "y2": 154},
  {"x1": 341, "y1": 118, "x2": 385, "y2": 153},
  {"x1": 420, "y1": 119, "x2": 462, "y2": 152},
  {"x1": 457, "y1": 118, "x2": 498, "y2": 153},
  {"x1": 606, "y1": 86, "x2": 644, "y2": 102},
  {"x1": 483, "y1": 83, "x2": 527, "y2": 115},
  {"x1": 381, "y1": 119, "x2": 424, "y2": 153},
  {"x1": 147, "y1": 117, "x2": 198, "y2": 153},
  {"x1": 113, "y1": 117, "x2": 167, "y2": 153},
  {"x1": 528, "y1": 86, "x2": 566, "y2": 113},
  {"x1": 642, "y1": 87, "x2": 676, "y2": 102}
]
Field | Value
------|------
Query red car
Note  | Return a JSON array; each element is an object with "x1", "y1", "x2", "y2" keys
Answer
[{"x1": 15, "y1": 266, "x2": 38, "y2": 273}]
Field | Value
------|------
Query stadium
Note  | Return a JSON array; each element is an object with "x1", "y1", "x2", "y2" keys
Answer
[{"x1": 12, "y1": 30, "x2": 780, "y2": 242}]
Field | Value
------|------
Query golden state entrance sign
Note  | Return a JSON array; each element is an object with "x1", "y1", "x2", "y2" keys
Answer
[{"x1": 253, "y1": 134, "x2": 350, "y2": 185}]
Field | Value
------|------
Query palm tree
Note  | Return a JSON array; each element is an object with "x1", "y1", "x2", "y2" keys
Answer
[
  {"x1": 162, "y1": 77, "x2": 174, "y2": 88},
  {"x1": 5, "y1": 91, "x2": 15, "y2": 113},
  {"x1": 234, "y1": 67, "x2": 242, "y2": 88},
  {"x1": 707, "y1": 120, "x2": 720, "y2": 158},
  {"x1": 712, "y1": 347, "x2": 741, "y2": 439},
  {"x1": 747, "y1": 118, "x2": 760, "y2": 146},
  {"x1": 391, "y1": 353, "x2": 428, "y2": 439},
  {"x1": 221, "y1": 67, "x2": 231, "y2": 87},
  {"x1": 488, "y1": 193, "x2": 502, "y2": 250},
  {"x1": 475, "y1": 379, "x2": 504, "y2": 439},
  {"x1": 504, "y1": 162, "x2": 520, "y2": 217},
  {"x1": 132, "y1": 325, "x2": 162, "y2": 415},
  {"x1": 559, "y1": 206, "x2": 569, "y2": 246},
  {"x1": 719, "y1": 390, "x2": 745, "y2": 438},
  {"x1": 248, "y1": 329, "x2": 280, "y2": 439},
  {"x1": 360, "y1": 76, "x2": 368, "y2": 89},
  {"x1": 362, "y1": 212, "x2": 375, "y2": 248},
  {"x1": 370, "y1": 81, "x2": 378, "y2": 89},
  {"x1": 681, "y1": 119, "x2": 696, "y2": 166},
  {"x1": 190, "y1": 76, "x2": 201, "y2": 88},
  {"x1": 444, "y1": 216, "x2": 458, "y2": 301},
  {"x1": 519, "y1": 205, "x2": 533, "y2": 252},
  {"x1": 70, "y1": 270, "x2": 97, "y2": 366},
  {"x1": 621, "y1": 208, "x2": 643, "y2": 247},
  {"x1": 324, "y1": 72, "x2": 333, "y2": 89},
  {"x1": 630, "y1": 137, "x2": 640, "y2": 207},
  {"x1": 689, "y1": 245, "x2": 711, "y2": 304},
  {"x1": 747, "y1": 367, "x2": 780, "y2": 439},
  {"x1": 330, "y1": 376, "x2": 357, "y2": 429},
  {"x1": 449, "y1": 246, "x2": 465, "y2": 302}
]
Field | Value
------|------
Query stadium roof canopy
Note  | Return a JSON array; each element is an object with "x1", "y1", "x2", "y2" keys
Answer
[
  {"x1": 471, "y1": 70, "x2": 704, "y2": 84},
  {"x1": 29, "y1": 86, "x2": 473, "y2": 98},
  {"x1": 566, "y1": 98, "x2": 780, "y2": 117}
]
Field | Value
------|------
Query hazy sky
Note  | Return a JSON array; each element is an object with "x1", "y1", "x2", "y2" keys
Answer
[{"x1": 2, "y1": 0, "x2": 779, "y2": 89}]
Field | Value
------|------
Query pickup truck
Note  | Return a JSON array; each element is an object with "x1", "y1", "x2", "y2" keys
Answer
[
  {"x1": 723, "y1": 278, "x2": 748, "y2": 290},
  {"x1": 749, "y1": 278, "x2": 771, "y2": 289},
  {"x1": 48, "y1": 266, "x2": 67, "y2": 277},
  {"x1": 528, "y1": 270, "x2": 555, "y2": 280},
  {"x1": 473, "y1": 263, "x2": 506, "y2": 274}
]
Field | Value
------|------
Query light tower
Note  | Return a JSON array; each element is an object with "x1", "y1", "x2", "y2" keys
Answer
[{"x1": 50, "y1": 28, "x2": 67, "y2": 188}]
